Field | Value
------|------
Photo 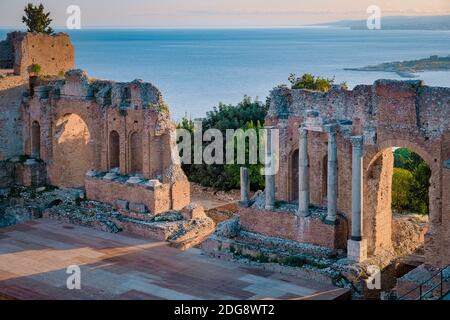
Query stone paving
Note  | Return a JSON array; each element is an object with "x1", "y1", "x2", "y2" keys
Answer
[{"x1": 0, "y1": 219, "x2": 349, "y2": 300}]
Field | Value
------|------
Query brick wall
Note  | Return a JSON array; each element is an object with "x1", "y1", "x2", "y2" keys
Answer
[
  {"x1": 85, "y1": 176, "x2": 171, "y2": 214},
  {"x1": 85, "y1": 175, "x2": 190, "y2": 215},
  {"x1": 12, "y1": 32, "x2": 74, "y2": 76},
  {"x1": 268, "y1": 80, "x2": 449, "y2": 264},
  {"x1": 239, "y1": 207, "x2": 348, "y2": 250},
  {"x1": 0, "y1": 76, "x2": 26, "y2": 161}
]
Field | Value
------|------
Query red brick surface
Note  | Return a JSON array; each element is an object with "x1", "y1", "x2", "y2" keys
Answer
[{"x1": 239, "y1": 207, "x2": 348, "y2": 250}]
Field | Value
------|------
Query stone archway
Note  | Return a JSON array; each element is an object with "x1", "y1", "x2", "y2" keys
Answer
[
  {"x1": 363, "y1": 140, "x2": 435, "y2": 257},
  {"x1": 51, "y1": 113, "x2": 93, "y2": 188}
]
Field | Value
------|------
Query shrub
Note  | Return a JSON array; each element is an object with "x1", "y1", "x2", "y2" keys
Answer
[
  {"x1": 288, "y1": 73, "x2": 347, "y2": 92},
  {"x1": 29, "y1": 63, "x2": 41, "y2": 76}
]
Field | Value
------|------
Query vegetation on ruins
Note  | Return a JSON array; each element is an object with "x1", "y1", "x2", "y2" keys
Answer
[
  {"x1": 29, "y1": 63, "x2": 42, "y2": 76},
  {"x1": 288, "y1": 73, "x2": 348, "y2": 92},
  {"x1": 22, "y1": 3, "x2": 54, "y2": 35},
  {"x1": 178, "y1": 96, "x2": 268, "y2": 190},
  {"x1": 392, "y1": 148, "x2": 431, "y2": 215}
]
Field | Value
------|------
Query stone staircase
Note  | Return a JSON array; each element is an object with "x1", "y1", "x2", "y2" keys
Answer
[
  {"x1": 236, "y1": 230, "x2": 339, "y2": 259},
  {"x1": 202, "y1": 218, "x2": 347, "y2": 286}
]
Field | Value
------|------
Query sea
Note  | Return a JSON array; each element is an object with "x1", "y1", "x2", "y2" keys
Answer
[{"x1": 1, "y1": 27, "x2": 450, "y2": 120}]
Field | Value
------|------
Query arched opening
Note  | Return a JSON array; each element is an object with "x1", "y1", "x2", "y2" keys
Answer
[
  {"x1": 31, "y1": 121, "x2": 41, "y2": 159},
  {"x1": 109, "y1": 130, "x2": 120, "y2": 170},
  {"x1": 391, "y1": 148, "x2": 430, "y2": 256},
  {"x1": 364, "y1": 146, "x2": 431, "y2": 259},
  {"x1": 129, "y1": 131, "x2": 143, "y2": 174},
  {"x1": 52, "y1": 113, "x2": 93, "y2": 188},
  {"x1": 290, "y1": 149, "x2": 299, "y2": 202}
]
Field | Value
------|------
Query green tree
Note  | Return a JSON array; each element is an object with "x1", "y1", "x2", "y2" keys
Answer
[
  {"x1": 394, "y1": 148, "x2": 411, "y2": 168},
  {"x1": 224, "y1": 121, "x2": 266, "y2": 190},
  {"x1": 392, "y1": 148, "x2": 431, "y2": 215},
  {"x1": 177, "y1": 97, "x2": 268, "y2": 191},
  {"x1": 22, "y1": 3, "x2": 54, "y2": 34},
  {"x1": 392, "y1": 168, "x2": 414, "y2": 211}
]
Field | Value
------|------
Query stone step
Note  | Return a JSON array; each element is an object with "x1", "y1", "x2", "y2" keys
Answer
[
  {"x1": 226, "y1": 235, "x2": 336, "y2": 269},
  {"x1": 236, "y1": 230, "x2": 339, "y2": 259},
  {"x1": 202, "y1": 234, "x2": 341, "y2": 286}
]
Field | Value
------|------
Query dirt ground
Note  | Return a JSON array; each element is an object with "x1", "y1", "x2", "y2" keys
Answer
[
  {"x1": 190, "y1": 183, "x2": 243, "y2": 224},
  {"x1": 190, "y1": 183, "x2": 241, "y2": 209}
]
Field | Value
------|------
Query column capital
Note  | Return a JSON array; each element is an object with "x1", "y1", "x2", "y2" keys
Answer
[
  {"x1": 306, "y1": 110, "x2": 320, "y2": 118},
  {"x1": 298, "y1": 126, "x2": 308, "y2": 137},
  {"x1": 323, "y1": 123, "x2": 338, "y2": 134},
  {"x1": 351, "y1": 135, "x2": 364, "y2": 148}
]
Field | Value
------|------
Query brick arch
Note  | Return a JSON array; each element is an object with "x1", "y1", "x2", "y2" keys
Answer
[
  {"x1": 363, "y1": 139, "x2": 439, "y2": 258},
  {"x1": 50, "y1": 112, "x2": 95, "y2": 188},
  {"x1": 372, "y1": 139, "x2": 435, "y2": 170}
]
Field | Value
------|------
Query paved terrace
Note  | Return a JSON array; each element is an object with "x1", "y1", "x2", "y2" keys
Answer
[{"x1": 0, "y1": 219, "x2": 348, "y2": 300}]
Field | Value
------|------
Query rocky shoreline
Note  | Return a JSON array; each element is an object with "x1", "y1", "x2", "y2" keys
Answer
[{"x1": 345, "y1": 55, "x2": 450, "y2": 78}]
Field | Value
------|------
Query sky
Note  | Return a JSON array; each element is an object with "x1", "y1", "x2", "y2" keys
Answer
[{"x1": 0, "y1": 0, "x2": 449, "y2": 28}]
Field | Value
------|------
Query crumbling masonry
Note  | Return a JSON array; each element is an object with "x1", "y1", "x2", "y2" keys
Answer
[
  {"x1": 236, "y1": 81, "x2": 450, "y2": 267},
  {"x1": 0, "y1": 32, "x2": 190, "y2": 220},
  {"x1": 1, "y1": 31, "x2": 450, "y2": 273}
]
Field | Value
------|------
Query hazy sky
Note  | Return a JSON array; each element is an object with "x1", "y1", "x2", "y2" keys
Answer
[{"x1": 1, "y1": 0, "x2": 449, "y2": 28}]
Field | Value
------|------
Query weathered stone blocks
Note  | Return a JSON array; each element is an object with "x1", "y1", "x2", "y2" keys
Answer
[
  {"x1": 181, "y1": 203, "x2": 207, "y2": 220},
  {"x1": 347, "y1": 239, "x2": 368, "y2": 263},
  {"x1": 129, "y1": 202, "x2": 148, "y2": 214},
  {"x1": 86, "y1": 172, "x2": 190, "y2": 216},
  {"x1": 114, "y1": 199, "x2": 129, "y2": 211},
  {"x1": 266, "y1": 79, "x2": 450, "y2": 266}
]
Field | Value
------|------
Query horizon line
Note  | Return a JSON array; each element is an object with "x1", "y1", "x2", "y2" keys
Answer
[{"x1": 1, "y1": 14, "x2": 449, "y2": 30}]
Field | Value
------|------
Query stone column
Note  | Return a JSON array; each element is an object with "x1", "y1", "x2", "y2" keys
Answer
[
  {"x1": 265, "y1": 126, "x2": 276, "y2": 210},
  {"x1": 351, "y1": 136, "x2": 363, "y2": 240},
  {"x1": 239, "y1": 167, "x2": 251, "y2": 207},
  {"x1": 347, "y1": 135, "x2": 367, "y2": 262},
  {"x1": 325, "y1": 124, "x2": 338, "y2": 224},
  {"x1": 298, "y1": 127, "x2": 310, "y2": 217}
]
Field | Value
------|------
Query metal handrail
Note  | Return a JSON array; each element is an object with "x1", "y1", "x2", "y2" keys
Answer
[{"x1": 398, "y1": 264, "x2": 450, "y2": 300}]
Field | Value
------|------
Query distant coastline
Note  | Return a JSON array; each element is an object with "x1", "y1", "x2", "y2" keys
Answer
[
  {"x1": 345, "y1": 55, "x2": 450, "y2": 78},
  {"x1": 317, "y1": 15, "x2": 450, "y2": 31}
]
